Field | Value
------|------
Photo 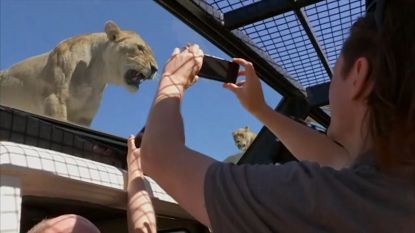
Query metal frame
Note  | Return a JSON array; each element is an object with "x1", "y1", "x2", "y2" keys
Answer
[
  {"x1": 223, "y1": 0, "x2": 323, "y2": 30},
  {"x1": 239, "y1": 96, "x2": 310, "y2": 164},
  {"x1": 204, "y1": 0, "x2": 365, "y2": 96},
  {"x1": 306, "y1": 81, "x2": 330, "y2": 107},
  {"x1": 224, "y1": 0, "x2": 332, "y2": 79},
  {"x1": 0, "y1": 105, "x2": 129, "y2": 168},
  {"x1": 293, "y1": 8, "x2": 332, "y2": 79},
  {"x1": 154, "y1": 0, "x2": 365, "y2": 164},
  {"x1": 155, "y1": 0, "x2": 330, "y2": 127}
]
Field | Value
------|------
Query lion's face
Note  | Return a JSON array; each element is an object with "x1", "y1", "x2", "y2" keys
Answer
[
  {"x1": 117, "y1": 34, "x2": 158, "y2": 92},
  {"x1": 232, "y1": 127, "x2": 257, "y2": 151},
  {"x1": 104, "y1": 21, "x2": 158, "y2": 92}
]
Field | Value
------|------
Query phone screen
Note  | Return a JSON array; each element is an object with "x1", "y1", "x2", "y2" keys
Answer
[{"x1": 198, "y1": 55, "x2": 239, "y2": 83}]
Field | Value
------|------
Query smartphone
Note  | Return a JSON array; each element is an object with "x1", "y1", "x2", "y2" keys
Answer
[
  {"x1": 198, "y1": 55, "x2": 239, "y2": 83},
  {"x1": 134, "y1": 127, "x2": 145, "y2": 148}
]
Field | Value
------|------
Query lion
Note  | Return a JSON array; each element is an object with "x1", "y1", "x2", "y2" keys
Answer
[
  {"x1": 224, "y1": 126, "x2": 257, "y2": 163},
  {"x1": 0, "y1": 21, "x2": 158, "y2": 126},
  {"x1": 232, "y1": 126, "x2": 257, "y2": 151}
]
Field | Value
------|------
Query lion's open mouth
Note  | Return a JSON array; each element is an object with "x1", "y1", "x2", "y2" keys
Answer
[{"x1": 125, "y1": 69, "x2": 147, "y2": 87}]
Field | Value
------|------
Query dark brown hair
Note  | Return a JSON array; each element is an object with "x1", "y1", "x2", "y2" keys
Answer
[{"x1": 341, "y1": 0, "x2": 415, "y2": 174}]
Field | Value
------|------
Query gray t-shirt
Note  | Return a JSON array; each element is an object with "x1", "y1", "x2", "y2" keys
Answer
[{"x1": 204, "y1": 156, "x2": 415, "y2": 233}]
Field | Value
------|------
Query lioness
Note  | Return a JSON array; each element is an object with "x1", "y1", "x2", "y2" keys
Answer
[
  {"x1": 224, "y1": 126, "x2": 257, "y2": 163},
  {"x1": 232, "y1": 126, "x2": 257, "y2": 151},
  {"x1": 0, "y1": 21, "x2": 158, "y2": 126}
]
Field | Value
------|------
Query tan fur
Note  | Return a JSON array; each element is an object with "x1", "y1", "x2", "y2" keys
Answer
[
  {"x1": 0, "y1": 21, "x2": 158, "y2": 126},
  {"x1": 223, "y1": 127, "x2": 257, "y2": 163},
  {"x1": 232, "y1": 126, "x2": 257, "y2": 151}
]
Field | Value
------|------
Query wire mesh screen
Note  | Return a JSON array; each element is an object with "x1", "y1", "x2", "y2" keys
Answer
[
  {"x1": 208, "y1": 0, "x2": 260, "y2": 13},
  {"x1": 204, "y1": 0, "x2": 366, "y2": 88},
  {"x1": 304, "y1": 0, "x2": 365, "y2": 67},
  {"x1": 240, "y1": 11, "x2": 328, "y2": 87},
  {"x1": 0, "y1": 106, "x2": 127, "y2": 169}
]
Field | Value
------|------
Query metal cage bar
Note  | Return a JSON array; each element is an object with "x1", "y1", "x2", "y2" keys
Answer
[{"x1": 223, "y1": 0, "x2": 323, "y2": 29}]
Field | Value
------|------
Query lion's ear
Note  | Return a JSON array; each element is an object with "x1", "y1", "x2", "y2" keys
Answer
[
  {"x1": 244, "y1": 126, "x2": 249, "y2": 131},
  {"x1": 105, "y1": 20, "x2": 121, "y2": 41}
]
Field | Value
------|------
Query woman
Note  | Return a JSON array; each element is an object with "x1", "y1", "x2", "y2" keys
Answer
[{"x1": 134, "y1": 0, "x2": 414, "y2": 232}]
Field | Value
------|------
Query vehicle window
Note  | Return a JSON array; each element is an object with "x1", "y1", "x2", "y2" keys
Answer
[{"x1": 0, "y1": 0, "x2": 282, "y2": 162}]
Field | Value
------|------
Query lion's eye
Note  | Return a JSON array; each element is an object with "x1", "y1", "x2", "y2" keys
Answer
[{"x1": 137, "y1": 45, "x2": 145, "y2": 52}]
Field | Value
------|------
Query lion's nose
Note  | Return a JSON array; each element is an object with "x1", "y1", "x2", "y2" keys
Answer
[{"x1": 150, "y1": 65, "x2": 158, "y2": 76}]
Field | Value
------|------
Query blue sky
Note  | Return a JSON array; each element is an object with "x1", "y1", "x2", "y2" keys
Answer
[{"x1": 0, "y1": 0, "x2": 282, "y2": 161}]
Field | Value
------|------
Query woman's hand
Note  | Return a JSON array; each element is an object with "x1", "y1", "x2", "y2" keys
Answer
[
  {"x1": 224, "y1": 58, "x2": 269, "y2": 115},
  {"x1": 127, "y1": 135, "x2": 142, "y2": 172},
  {"x1": 161, "y1": 44, "x2": 204, "y2": 90},
  {"x1": 126, "y1": 135, "x2": 157, "y2": 233}
]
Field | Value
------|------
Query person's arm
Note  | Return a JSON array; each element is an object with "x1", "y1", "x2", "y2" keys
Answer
[
  {"x1": 127, "y1": 136, "x2": 156, "y2": 233},
  {"x1": 141, "y1": 45, "x2": 215, "y2": 228},
  {"x1": 224, "y1": 58, "x2": 351, "y2": 169}
]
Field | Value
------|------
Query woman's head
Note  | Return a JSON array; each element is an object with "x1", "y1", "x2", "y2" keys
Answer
[
  {"x1": 330, "y1": 0, "x2": 415, "y2": 173},
  {"x1": 28, "y1": 214, "x2": 100, "y2": 233}
]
